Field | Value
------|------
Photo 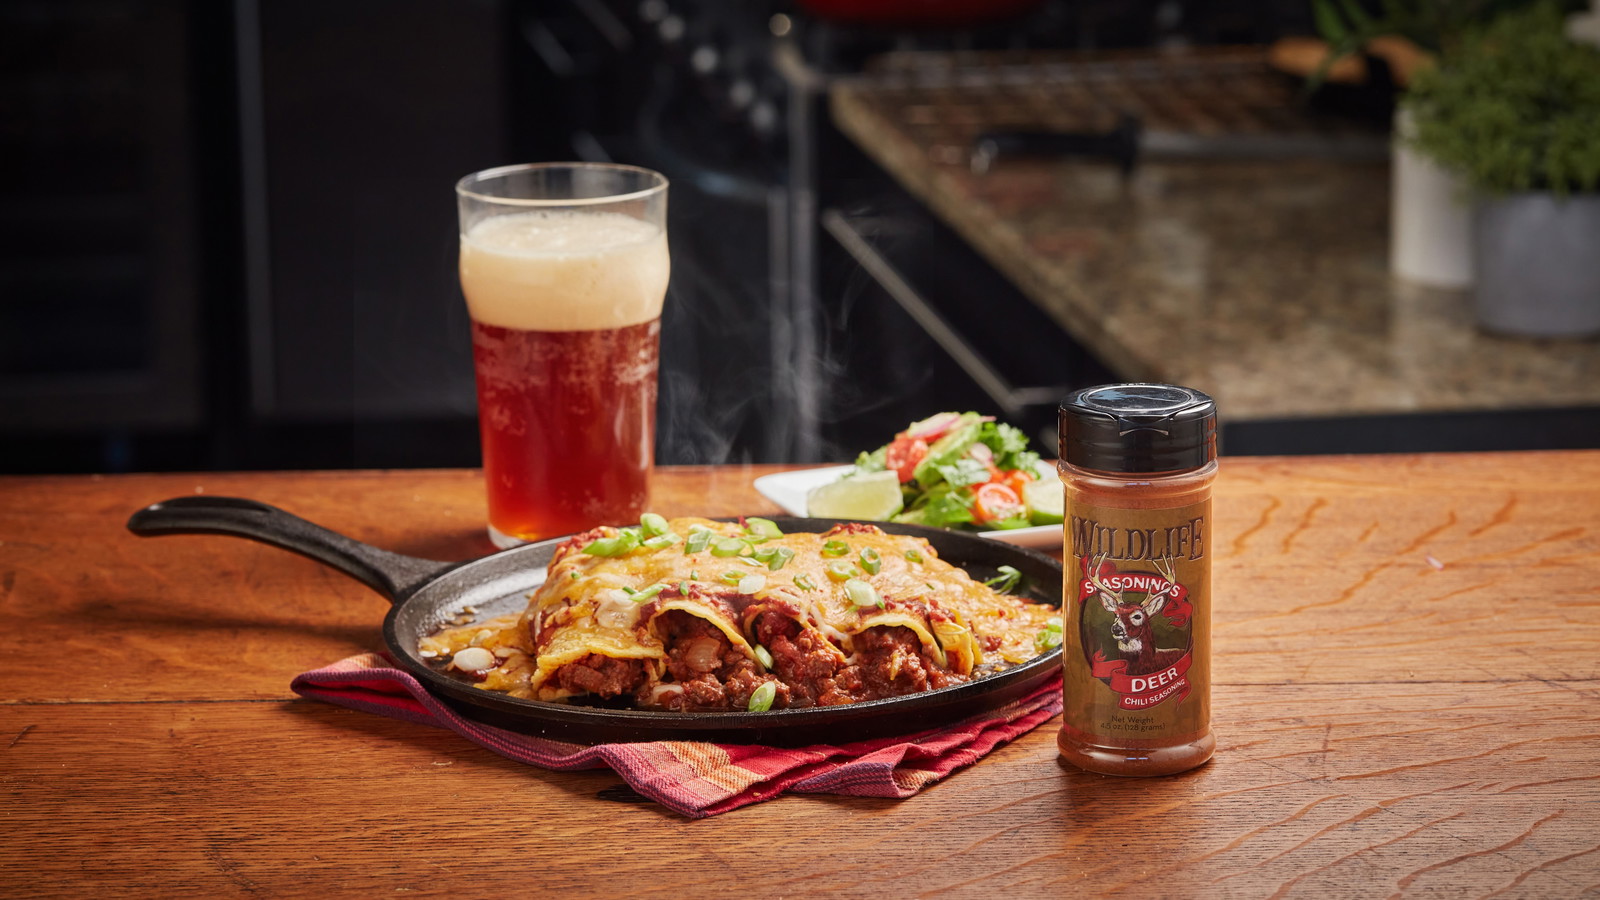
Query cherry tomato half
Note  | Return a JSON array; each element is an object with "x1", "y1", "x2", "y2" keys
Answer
[
  {"x1": 972, "y1": 482, "x2": 1024, "y2": 523},
  {"x1": 997, "y1": 468, "x2": 1035, "y2": 498},
  {"x1": 884, "y1": 436, "x2": 929, "y2": 483}
]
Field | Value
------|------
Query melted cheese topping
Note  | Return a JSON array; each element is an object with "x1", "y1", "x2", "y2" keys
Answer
[{"x1": 420, "y1": 518, "x2": 1058, "y2": 705}]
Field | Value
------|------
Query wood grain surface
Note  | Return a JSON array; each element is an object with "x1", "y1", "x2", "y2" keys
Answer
[{"x1": 2, "y1": 453, "x2": 1598, "y2": 897}]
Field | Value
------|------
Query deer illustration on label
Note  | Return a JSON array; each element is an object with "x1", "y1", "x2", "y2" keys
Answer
[{"x1": 1079, "y1": 554, "x2": 1194, "y2": 710}]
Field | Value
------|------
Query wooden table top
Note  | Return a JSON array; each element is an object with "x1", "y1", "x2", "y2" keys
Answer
[{"x1": 3, "y1": 454, "x2": 1598, "y2": 896}]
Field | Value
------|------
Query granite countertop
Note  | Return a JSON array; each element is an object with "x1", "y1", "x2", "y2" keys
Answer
[{"x1": 829, "y1": 49, "x2": 1600, "y2": 422}]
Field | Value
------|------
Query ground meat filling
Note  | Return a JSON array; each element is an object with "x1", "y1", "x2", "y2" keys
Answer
[
  {"x1": 648, "y1": 611, "x2": 787, "y2": 712},
  {"x1": 852, "y1": 626, "x2": 966, "y2": 698},
  {"x1": 755, "y1": 612, "x2": 853, "y2": 708},
  {"x1": 752, "y1": 613, "x2": 964, "y2": 705},
  {"x1": 553, "y1": 653, "x2": 646, "y2": 698}
]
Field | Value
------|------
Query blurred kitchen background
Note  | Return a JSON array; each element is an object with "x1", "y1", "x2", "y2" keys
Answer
[{"x1": 3, "y1": 0, "x2": 1597, "y2": 474}]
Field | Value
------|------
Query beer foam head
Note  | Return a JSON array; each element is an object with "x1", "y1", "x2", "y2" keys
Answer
[{"x1": 460, "y1": 210, "x2": 670, "y2": 331}]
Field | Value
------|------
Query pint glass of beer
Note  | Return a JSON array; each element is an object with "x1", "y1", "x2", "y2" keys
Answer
[{"x1": 456, "y1": 163, "x2": 669, "y2": 548}]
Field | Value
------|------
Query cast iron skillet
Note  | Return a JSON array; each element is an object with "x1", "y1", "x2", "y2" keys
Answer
[{"x1": 126, "y1": 496, "x2": 1062, "y2": 745}]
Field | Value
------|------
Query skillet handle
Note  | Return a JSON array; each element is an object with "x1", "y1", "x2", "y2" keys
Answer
[{"x1": 126, "y1": 496, "x2": 457, "y2": 604}]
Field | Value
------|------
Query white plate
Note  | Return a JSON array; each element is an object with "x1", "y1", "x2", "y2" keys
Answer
[{"x1": 753, "y1": 466, "x2": 1063, "y2": 550}]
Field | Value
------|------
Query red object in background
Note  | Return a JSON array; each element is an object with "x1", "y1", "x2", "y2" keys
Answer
[
  {"x1": 997, "y1": 467, "x2": 1035, "y2": 498},
  {"x1": 885, "y1": 436, "x2": 930, "y2": 483},
  {"x1": 972, "y1": 482, "x2": 1024, "y2": 523},
  {"x1": 472, "y1": 320, "x2": 659, "y2": 542},
  {"x1": 796, "y1": 0, "x2": 1042, "y2": 28}
]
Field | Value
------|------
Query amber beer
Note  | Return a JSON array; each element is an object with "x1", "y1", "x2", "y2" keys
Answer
[{"x1": 457, "y1": 165, "x2": 669, "y2": 547}]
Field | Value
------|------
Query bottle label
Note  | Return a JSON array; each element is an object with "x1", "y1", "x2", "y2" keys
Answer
[{"x1": 1063, "y1": 499, "x2": 1210, "y2": 739}]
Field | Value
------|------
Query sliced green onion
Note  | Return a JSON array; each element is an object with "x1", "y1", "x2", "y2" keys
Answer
[
  {"x1": 678, "y1": 580, "x2": 693, "y2": 594},
  {"x1": 744, "y1": 517, "x2": 784, "y2": 541},
  {"x1": 582, "y1": 531, "x2": 640, "y2": 557},
  {"x1": 821, "y1": 540, "x2": 849, "y2": 557},
  {"x1": 684, "y1": 530, "x2": 713, "y2": 554},
  {"x1": 904, "y1": 548, "x2": 924, "y2": 564},
  {"x1": 859, "y1": 547, "x2": 881, "y2": 575},
  {"x1": 747, "y1": 681, "x2": 777, "y2": 712},
  {"x1": 569, "y1": 571, "x2": 580, "y2": 580},
  {"x1": 710, "y1": 537, "x2": 748, "y2": 558},
  {"x1": 690, "y1": 569, "x2": 701, "y2": 580},
  {"x1": 984, "y1": 565, "x2": 1022, "y2": 593},
  {"x1": 1035, "y1": 628, "x2": 1063, "y2": 652},
  {"x1": 754, "y1": 545, "x2": 794, "y2": 571},
  {"x1": 1045, "y1": 617, "x2": 1063, "y2": 633},
  {"x1": 642, "y1": 532, "x2": 681, "y2": 551},
  {"x1": 630, "y1": 583, "x2": 668, "y2": 603},
  {"x1": 736, "y1": 574, "x2": 766, "y2": 595},
  {"x1": 719, "y1": 571, "x2": 745, "y2": 586},
  {"x1": 639, "y1": 513, "x2": 669, "y2": 537},
  {"x1": 794, "y1": 574, "x2": 817, "y2": 591},
  {"x1": 826, "y1": 561, "x2": 857, "y2": 582},
  {"x1": 843, "y1": 578, "x2": 882, "y2": 609},
  {"x1": 753, "y1": 644, "x2": 774, "y2": 669}
]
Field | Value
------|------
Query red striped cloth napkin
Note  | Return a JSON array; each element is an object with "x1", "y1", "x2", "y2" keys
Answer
[{"x1": 291, "y1": 652, "x2": 1061, "y2": 818}]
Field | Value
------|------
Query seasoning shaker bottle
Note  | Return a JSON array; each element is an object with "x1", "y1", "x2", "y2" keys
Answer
[{"x1": 1056, "y1": 384, "x2": 1218, "y2": 776}]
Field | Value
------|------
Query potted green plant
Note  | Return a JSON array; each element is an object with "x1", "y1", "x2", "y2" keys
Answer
[
  {"x1": 1312, "y1": 0, "x2": 1544, "y2": 288},
  {"x1": 1405, "y1": 2, "x2": 1600, "y2": 336}
]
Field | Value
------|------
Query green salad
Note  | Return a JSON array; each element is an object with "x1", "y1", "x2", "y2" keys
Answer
[{"x1": 806, "y1": 412, "x2": 1062, "y2": 530}]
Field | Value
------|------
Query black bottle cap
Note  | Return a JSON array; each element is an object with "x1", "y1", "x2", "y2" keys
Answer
[{"x1": 1059, "y1": 383, "x2": 1217, "y2": 474}]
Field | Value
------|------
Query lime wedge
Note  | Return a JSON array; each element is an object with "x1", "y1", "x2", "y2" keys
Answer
[
  {"x1": 1023, "y1": 477, "x2": 1064, "y2": 526},
  {"x1": 806, "y1": 470, "x2": 904, "y2": 521}
]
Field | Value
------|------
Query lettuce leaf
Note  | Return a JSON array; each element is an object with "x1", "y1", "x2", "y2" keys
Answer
[
  {"x1": 979, "y1": 422, "x2": 1041, "y2": 474},
  {"x1": 854, "y1": 446, "x2": 887, "y2": 474},
  {"x1": 933, "y1": 458, "x2": 992, "y2": 489},
  {"x1": 892, "y1": 483, "x2": 976, "y2": 529}
]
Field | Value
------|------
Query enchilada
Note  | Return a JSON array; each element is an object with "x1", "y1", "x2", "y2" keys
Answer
[{"x1": 419, "y1": 517, "x2": 1059, "y2": 712}]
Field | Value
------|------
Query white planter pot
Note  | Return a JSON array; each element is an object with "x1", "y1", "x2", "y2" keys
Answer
[
  {"x1": 1475, "y1": 193, "x2": 1600, "y2": 338},
  {"x1": 1390, "y1": 109, "x2": 1475, "y2": 289}
]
